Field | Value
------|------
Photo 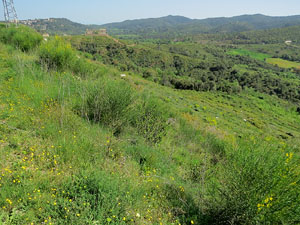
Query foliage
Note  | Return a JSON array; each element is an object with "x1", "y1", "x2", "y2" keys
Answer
[
  {"x1": 1, "y1": 25, "x2": 300, "y2": 225},
  {"x1": 129, "y1": 95, "x2": 170, "y2": 144},
  {"x1": 210, "y1": 141, "x2": 300, "y2": 224},
  {"x1": 0, "y1": 25, "x2": 42, "y2": 51},
  {"x1": 19, "y1": 15, "x2": 300, "y2": 40},
  {"x1": 100, "y1": 14, "x2": 300, "y2": 39},
  {"x1": 38, "y1": 36, "x2": 76, "y2": 70},
  {"x1": 82, "y1": 79, "x2": 134, "y2": 131},
  {"x1": 68, "y1": 36, "x2": 300, "y2": 102},
  {"x1": 19, "y1": 18, "x2": 102, "y2": 36}
]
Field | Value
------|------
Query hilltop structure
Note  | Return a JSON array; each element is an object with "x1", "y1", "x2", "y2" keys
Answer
[{"x1": 85, "y1": 29, "x2": 107, "y2": 36}]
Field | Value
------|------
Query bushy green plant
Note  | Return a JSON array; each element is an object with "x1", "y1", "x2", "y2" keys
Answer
[
  {"x1": 39, "y1": 36, "x2": 76, "y2": 70},
  {"x1": 130, "y1": 95, "x2": 169, "y2": 144},
  {"x1": 0, "y1": 25, "x2": 42, "y2": 51},
  {"x1": 83, "y1": 79, "x2": 133, "y2": 131},
  {"x1": 210, "y1": 141, "x2": 300, "y2": 224},
  {"x1": 70, "y1": 57, "x2": 97, "y2": 78},
  {"x1": 142, "y1": 68, "x2": 157, "y2": 79}
]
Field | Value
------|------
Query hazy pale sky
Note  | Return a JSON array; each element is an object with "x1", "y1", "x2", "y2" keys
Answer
[{"x1": 1, "y1": 0, "x2": 300, "y2": 24}]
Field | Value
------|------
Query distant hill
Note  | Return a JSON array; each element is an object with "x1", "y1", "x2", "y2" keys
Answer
[
  {"x1": 100, "y1": 14, "x2": 300, "y2": 38},
  {"x1": 19, "y1": 14, "x2": 300, "y2": 37},
  {"x1": 19, "y1": 18, "x2": 101, "y2": 35},
  {"x1": 99, "y1": 15, "x2": 193, "y2": 30}
]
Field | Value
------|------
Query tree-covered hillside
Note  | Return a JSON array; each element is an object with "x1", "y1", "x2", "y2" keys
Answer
[
  {"x1": 19, "y1": 18, "x2": 101, "y2": 35},
  {"x1": 100, "y1": 14, "x2": 300, "y2": 38},
  {"x1": 195, "y1": 25, "x2": 300, "y2": 44},
  {"x1": 19, "y1": 14, "x2": 300, "y2": 38},
  {"x1": 66, "y1": 35, "x2": 300, "y2": 102}
]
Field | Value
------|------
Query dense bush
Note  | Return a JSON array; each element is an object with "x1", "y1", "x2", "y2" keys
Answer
[
  {"x1": 71, "y1": 57, "x2": 98, "y2": 78},
  {"x1": 39, "y1": 36, "x2": 76, "y2": 70},
  {"x1": 210, "y1": 141, "x2": 300, "y2": 224},
  {"x1": 130, "y1": 95, "x2": 169, "y2": 144},
  {"x1": 0, "y1": 25, "x2": 42, "y2": 51},
  {"x1": 83, "y1": 79, "x2": 134, "y2": 131},
  {"x1": 81, "y1": 80, "x2": 169, "y2": 142}
]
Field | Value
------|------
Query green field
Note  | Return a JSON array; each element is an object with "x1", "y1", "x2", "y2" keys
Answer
[
  {"x1": 266, "y1": 58, "x2": 300, "y2": 69},
  {"x1": 227, "y1": 48, "x2": 271, "y2": 61},
  {"x1": 228, "y1": 48, "x2": 300, "y2": 69}
]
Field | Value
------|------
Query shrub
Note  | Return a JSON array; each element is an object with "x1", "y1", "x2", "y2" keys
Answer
[
  {"x1": 70, "y1": 57, "x2": 97, "y2": 78},
  {"x1": 83, "y1": 79, "x2": 133, "y2": 131},
  {"x1": 129, "y1": 95, "x2": 169, "y2": 144},
  {"x1": 209, "y1": 141, "x2": 300, "y2": 224},
  {"x1": 39, "y1": 36, "x2": 76, "y2": 70},
  {"x1": 142, "y1": 68, "x2": 157, "y2": 79},
  {"x1": 0, "y1": 25, "x2": 42, "y2": 51}
]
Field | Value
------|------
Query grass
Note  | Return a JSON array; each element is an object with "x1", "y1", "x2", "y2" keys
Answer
[
  {"x1": 228, "y1": 47, "x2": 300, "y2": 70},
  {"x1": 0, "y1": 29, "x2": 300, "y2": 225},
  {"x1": 227, "y1": 48, "x2": 271, "y2": 61},
  {"x1": 266, "y1": 58, "x2": 300, "y2": 69}
]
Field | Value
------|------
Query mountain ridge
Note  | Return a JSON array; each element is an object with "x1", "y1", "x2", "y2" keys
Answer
[
  {"x1": 19, "y1": 14, "x2": 300, "y2": 36},
  {"x1": 100, "y1": 14, "x2": 300, "y2": 36}
]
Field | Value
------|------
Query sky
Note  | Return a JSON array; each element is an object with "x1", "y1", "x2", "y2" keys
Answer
[{"x1": 1, "y1": 0, "x2": 300, "y2": 25}]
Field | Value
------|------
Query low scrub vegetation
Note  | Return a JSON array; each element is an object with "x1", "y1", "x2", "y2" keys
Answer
[
  {"x1": 0, "y1": 24, "x2": 299, "y2": 225},
  {"x1": 130, "y1": 95, "x2": 170, "y2": 144},
  {"x1": 39, "y1": 36, "x2": 76, "y2": 70},
  {"x1": 210, "y1": 141, "x2": 299, "y2": 224},
  {"x1": 0, "y1": 25, "x2": 42, "y2": 51},
  {"x1": 68, "y1": 36, "x2": 300, "y2": 102},
  {"x1": 81, "y1": 79, "x2": 134, "y2": 131}
]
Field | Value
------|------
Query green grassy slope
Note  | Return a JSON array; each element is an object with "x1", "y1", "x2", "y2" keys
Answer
[
  {"x1": 266, "y1": 58, "x2": 300, "y2": 69},
  {"x1": 227, "y1": 49, "x2": 270, "y2": 61},
  {"x1": 0, "y1": 27, "x2": 300, "y2": 225},
  {"x1": 227, "y1": 47, "x2": 300, "y2": 70}
]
